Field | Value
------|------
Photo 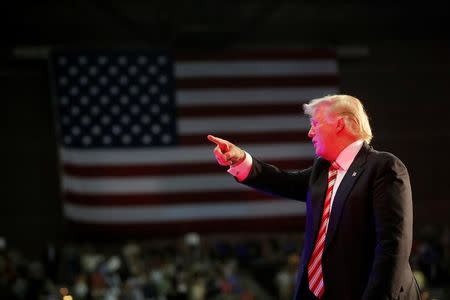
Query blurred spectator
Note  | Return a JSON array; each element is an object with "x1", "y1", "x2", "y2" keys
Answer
[
  {"x1": 73, "y1": 274, "x2": 89, "y2": 299},
  {"x1": 274, "y1": 253, "x2": 298, "y2": 300}
]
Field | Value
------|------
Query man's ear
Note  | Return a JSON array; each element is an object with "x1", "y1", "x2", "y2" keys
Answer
[{"x1": 336, "y1": 117, "x2": 345, "y2": 133}]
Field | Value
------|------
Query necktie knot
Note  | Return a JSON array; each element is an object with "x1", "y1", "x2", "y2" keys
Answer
[{"x1": 330, "y1": 161, "x2": 340, "y2": 171}]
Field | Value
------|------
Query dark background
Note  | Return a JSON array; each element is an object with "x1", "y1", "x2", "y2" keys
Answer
[{"x1": 2, "y1": 1, "x2": 450, "y2": 252}]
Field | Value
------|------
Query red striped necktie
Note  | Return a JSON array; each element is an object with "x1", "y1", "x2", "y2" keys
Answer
[{"x1": 307, "y1": 161, "x2": 339, "y2": 298}]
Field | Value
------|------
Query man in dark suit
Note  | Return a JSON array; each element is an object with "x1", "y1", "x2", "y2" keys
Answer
[{"x1": 208, "y1": 95, "x2": 421, "y2": 300}]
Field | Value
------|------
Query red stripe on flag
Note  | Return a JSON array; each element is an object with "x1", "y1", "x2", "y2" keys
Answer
[
  {"x1": 63, "y1": 162, "x2": 220, "y2": 177},
  {"x1": 177, "y1": 75, "x2": 339, "y2": 89},
  {"x1": 178, "y1": 103, "x2": 304, "y2": 117},
  {"x1": 175, "y1": 49, "x2": 336, "y2": 61},
  {"x1": 64, "y1": 190, "x2": 276, "y2": 206},
  {"x1": 180, "y1": 131, "x2": 310, "y2": 145},
  {"x1": 63, "y1": 159, "x2": 313, "y2": 177}
]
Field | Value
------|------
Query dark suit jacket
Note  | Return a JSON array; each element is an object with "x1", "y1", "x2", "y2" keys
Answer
[{"x1": 242, "y1": 143, "x2": 421, "y2": 300}]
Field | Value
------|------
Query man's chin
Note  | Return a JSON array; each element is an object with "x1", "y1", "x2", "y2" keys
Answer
[{"x1": 315, "y1": 151, "x2": 327, "y2": 160}]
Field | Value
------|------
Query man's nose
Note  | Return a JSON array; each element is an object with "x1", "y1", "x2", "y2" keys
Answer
[{"x1": 308, "y1": 127, "x2": 314, "y2": 138}]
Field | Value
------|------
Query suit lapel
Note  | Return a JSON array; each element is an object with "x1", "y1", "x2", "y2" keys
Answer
[{"x1": 324, "y1": 143, "x2": 370, "y2": 251}]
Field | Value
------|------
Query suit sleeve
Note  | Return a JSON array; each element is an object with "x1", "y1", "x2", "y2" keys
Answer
[
  {"x1": 240, "y1": 158, "x2": 312, "y2": 201},
  {"x1": 363, "y1": 154, "x2": 414, "y2": 300}
]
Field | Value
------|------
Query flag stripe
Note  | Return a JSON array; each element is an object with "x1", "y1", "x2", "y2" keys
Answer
[
  {"x1": 175, "y1": 48, "x2": 336, "y2": 61},
  {"x1": 64, "y1": 190, "x2": 277, "y2": 206},
  {"x1": 179, "y1": 131, "x2": 310, "y2": 145},
  {"x1": 177, "y1": 87, "x2": 338, "y2": 106},
  {"x1": 64, "y1": 200, "x2": 306, "y2": 223},
  {"x1": 66, "y1": 216, "x2": 307, "y2": 236},
  {"x1": 178, "y1": 102, "x2": 304, "y2": 117},
  {"x1": 62, "y1": 173, "x2": 249, "y2": 194},
  {"x1": 177, "y1": 75, "x2": 339, "y2": 89},
  {"x1": 63, "y1": 158, "x2": 312, "y2": 177},
  {"x1": 178, "y1": 115, "x2": 310, "y2": 134},
  {"x1": 175, "y1": 60, "x2": 337, "y2": 78},
  {"x1": 60, "y1": 143, "x2": 314, "y2": 165}
]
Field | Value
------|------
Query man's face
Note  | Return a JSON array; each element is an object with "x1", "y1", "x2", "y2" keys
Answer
[{"x1": 307, "y1": 105, "x2": 337, "y2": 160}]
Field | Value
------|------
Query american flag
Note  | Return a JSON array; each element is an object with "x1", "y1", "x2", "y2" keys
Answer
[{"x1": 49, "y1": 48, "x2": 339, "y2": 235}]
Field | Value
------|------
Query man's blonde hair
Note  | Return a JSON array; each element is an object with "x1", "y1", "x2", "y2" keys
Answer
[{"x1": 303, "y1": 94, "x2": 373, "y2": 144}]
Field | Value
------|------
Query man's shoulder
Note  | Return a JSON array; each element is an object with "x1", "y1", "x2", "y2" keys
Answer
[
  {"x1": 367, "y1": 146, "x2": 402, "y2": 162},
  {"x1": 366, "y1": 146, "x2": 408, "y2": 170}
]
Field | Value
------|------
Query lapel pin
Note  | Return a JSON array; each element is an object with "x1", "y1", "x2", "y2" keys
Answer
[{"x1": 352, "y1": 171, "x2": 357, "y2": 177}]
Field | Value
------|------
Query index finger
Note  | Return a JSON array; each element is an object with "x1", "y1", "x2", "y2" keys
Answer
[{"x1": 207, "y1": 135, "x2": 229, "y2": 151}]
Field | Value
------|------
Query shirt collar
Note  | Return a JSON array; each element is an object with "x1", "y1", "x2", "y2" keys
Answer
[{"x1": 335, "y1": 140, "x2": 364, "y2": 171}]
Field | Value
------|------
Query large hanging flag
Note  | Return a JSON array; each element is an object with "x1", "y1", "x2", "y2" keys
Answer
[{"x1": 49, "y1": 48, "x2": 339, "y2": 235}]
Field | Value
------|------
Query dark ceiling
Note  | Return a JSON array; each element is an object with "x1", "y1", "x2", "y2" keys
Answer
[{"x1": 4, "y1": 0, "x2": 449, "y2": 50}]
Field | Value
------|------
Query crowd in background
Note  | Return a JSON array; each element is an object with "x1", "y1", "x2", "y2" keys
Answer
[{"x1": 0, "y1": 225, "x2": 449, "y2": 300}]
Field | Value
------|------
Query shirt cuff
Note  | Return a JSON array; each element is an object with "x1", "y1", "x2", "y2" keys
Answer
[{"x1": 227, "y1": 151, "x2": 253, "y2": 181}]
